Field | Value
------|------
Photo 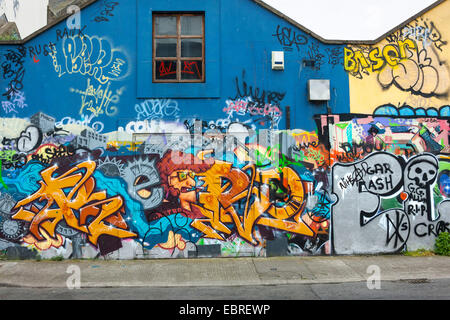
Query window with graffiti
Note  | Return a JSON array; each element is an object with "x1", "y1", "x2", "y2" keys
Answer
[{"x1": 153, "y1": 13, "x2": 205, "y2": 83}]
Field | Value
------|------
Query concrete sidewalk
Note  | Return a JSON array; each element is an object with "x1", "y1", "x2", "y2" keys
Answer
[{"x1": 0, "y1": 255, "x2": 449, "y2": 288}]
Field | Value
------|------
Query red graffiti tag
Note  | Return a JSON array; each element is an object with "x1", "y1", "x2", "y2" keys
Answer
[
  {"x1": 158, "y1": 61, "x2": 176, "y2": 77},
  {"x1": 181, "y1": 61, "x2": 201, "y2": 79}
]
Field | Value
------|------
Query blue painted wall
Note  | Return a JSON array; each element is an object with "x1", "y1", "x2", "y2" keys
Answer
[{"x1": 0, "y1": 0, "x2": 349, "y2": 133}]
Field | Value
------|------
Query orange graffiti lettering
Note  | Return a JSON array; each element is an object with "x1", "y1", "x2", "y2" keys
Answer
[
  {"x1": 12, "y1": 161, "x2": 136, "y2": 248},
  {"x1": 192, "y1": 160, "x2": 314, "y2": 245}
]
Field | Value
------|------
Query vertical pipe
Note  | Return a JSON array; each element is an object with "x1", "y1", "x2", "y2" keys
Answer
[{"x1": 285, "y1": 105, "x2": 291, "y2": 130}]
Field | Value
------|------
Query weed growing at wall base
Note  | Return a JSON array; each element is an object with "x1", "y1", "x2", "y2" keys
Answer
[
  {"x1": 435, "y1": 232, "x2": 450, "y2": 256},
  {"x1": 403, "y1": 248, "x2": 435, "y2": 256},
  {"x1": 49, "y1": 255, "x2": 64, "y2": 261}
]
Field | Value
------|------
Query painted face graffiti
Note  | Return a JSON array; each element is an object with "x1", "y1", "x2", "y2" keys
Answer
[{"x1": 150, "y1": 150, "x2": 214, "y2": 220}]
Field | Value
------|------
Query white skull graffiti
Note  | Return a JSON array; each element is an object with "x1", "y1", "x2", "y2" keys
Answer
[{"x1": 407, "y1": 161, "x2": 438, "y2": 188}]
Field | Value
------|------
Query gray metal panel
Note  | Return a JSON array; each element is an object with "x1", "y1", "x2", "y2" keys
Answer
[{"x1": 308, "y1": 79, "x2": 330, "y2": 101}]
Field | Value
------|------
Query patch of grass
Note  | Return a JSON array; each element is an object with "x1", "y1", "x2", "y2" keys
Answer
[
  {"x1": 403, "y1": 248, "x2": 435, "y2": 257},
  {"x1": 48, "y1": 255, "x2": 64, "y2": 261}
]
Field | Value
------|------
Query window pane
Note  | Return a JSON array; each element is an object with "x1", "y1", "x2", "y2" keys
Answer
[
  {"x1": 181, "y1": 39, "x2": 202, "y2": 57},
  {"x1": 181, "y1": 60, "x2": 202, "y2": 80},
  {"x1": 155, "y1": 16, "x2": 177, "y2": 35},
  {"x1": 156, "y1": 38, "x2": 177, "y2": 57},
  {"x1": 156, "y1": 60, "x2": 177, "y2": 80},
  {"x1": 181, "y1": 16, "x2": 202, "y2": 35}
]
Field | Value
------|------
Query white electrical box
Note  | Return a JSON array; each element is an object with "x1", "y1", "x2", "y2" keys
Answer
[
  {"x1": 272, "y1": 51, "x2": 284, "y2": 70},
  {"x1": 308, "y1": 79, "x2": 330, "y2": 101}
]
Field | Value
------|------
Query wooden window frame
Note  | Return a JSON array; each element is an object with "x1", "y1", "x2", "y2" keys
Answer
[{"x1": 153, "y1": 13, "x2": 205, "y2": 83}]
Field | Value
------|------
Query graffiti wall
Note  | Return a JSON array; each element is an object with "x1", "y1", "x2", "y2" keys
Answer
[
  {"x1": 1, "y1": 112, "x2": 447, "y2": 258},
  {"x1": 0, "y1": 0, "x2": 448, "y2": 259},
  {"x1": 0, "y1": 120, "x2": 332, "y2": 258},
  {"x1": 317, "y1": 114, "x2": 449, "y2": 254},
  {"x1": 346, "y1": 0, "x2": 450, "y2": 115}
]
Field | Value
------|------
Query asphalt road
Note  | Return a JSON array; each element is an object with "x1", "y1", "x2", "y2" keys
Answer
[{"x1": 1, "y1": 278, "x2": 449, "y2": 300}]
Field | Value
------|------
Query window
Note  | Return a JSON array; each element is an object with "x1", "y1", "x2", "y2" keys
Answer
[{"x1": 153, "y1": 13, "x2": 205, "y2": 83}]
